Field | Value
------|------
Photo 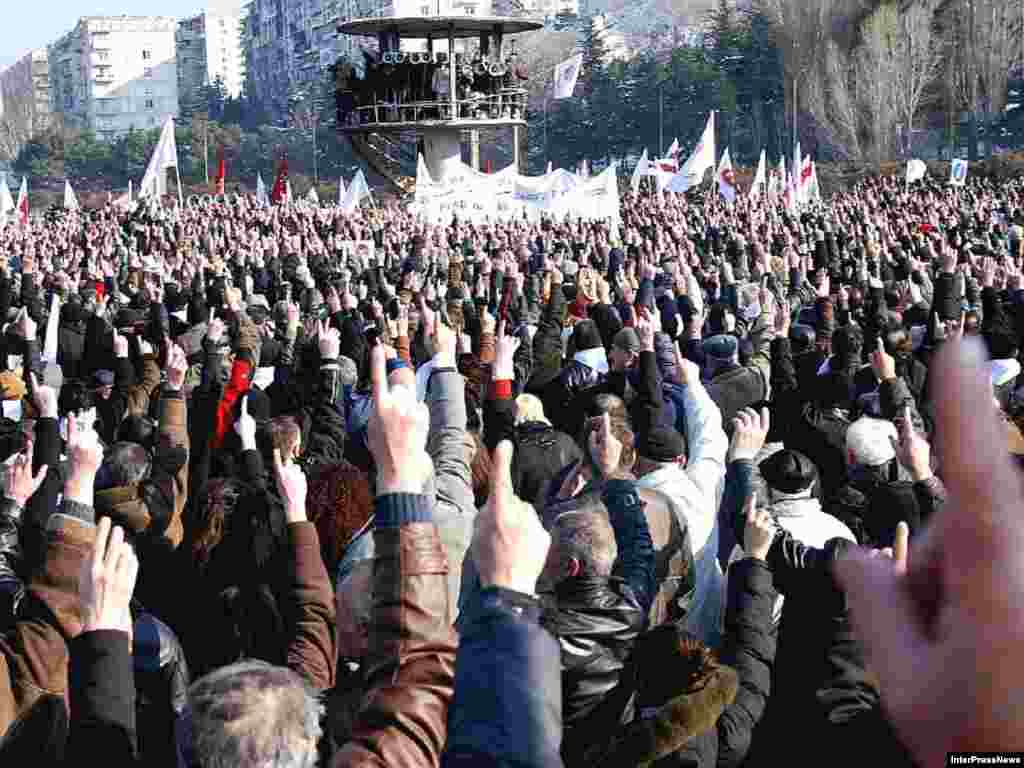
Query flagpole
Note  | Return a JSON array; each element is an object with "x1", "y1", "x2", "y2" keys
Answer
[{"x1": 174, "y1": 163, "x2": 184, "y2": 209}]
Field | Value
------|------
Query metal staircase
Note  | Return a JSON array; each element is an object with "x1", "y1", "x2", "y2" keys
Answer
[{"x1": 348, "y1": 130, "x2": 417, "y2": 195}]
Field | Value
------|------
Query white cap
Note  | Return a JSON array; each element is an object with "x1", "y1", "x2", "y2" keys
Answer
[{"x1": 846, "y1": 416, "x2": 898, "y2": 467}]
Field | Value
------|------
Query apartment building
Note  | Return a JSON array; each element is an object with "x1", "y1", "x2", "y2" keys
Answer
[
  {"x1": 177, "y1": 9, "x2": 245, "y2": 117},
  {"x1": 49, "y1": 16, "x2": 178, "y2": 139},
  {"x1": 0, "y1": 48, "x2": 50, "y2": 157}
]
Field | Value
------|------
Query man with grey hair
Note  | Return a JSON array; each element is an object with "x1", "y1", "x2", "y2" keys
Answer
[{"x1": 539, "y1": 481, "x2": 654, "y2": 767}]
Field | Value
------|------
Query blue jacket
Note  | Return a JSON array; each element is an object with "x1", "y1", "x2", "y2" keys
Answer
[{"x1": 443, "y1": 587, "x2": 564, "y2": 768}]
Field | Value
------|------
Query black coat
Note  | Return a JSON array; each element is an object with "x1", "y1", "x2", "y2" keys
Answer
[
  {"x1": 542, "y1": 577, "x2": 646, "y2": 767},
  {"x1": 542, "y1": 359, "x2": 607, "y2": 440},
  {"x1": 582, "y1": 557, "x2": 776, "y2": 768},
  {"x1": 744, "y1": 530, "x2": 912, "y2": 768}
]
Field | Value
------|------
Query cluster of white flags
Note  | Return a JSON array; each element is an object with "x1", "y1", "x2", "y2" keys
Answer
[
  {"x1": 629, "y1": 114, "x2": 833, "y2": 208},
  {"x1": 254, "y1": 171, "x2": 369, "y2": 212}
]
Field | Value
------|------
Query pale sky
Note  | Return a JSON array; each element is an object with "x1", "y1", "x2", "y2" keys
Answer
[{"x1": 0, "y1": 0, "x2": 243, "y2": 71}]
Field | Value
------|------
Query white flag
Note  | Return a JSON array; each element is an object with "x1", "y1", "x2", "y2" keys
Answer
[
  {"x1": 337, "y1": 176, "x2": 347, "y2": 207},
  {"x1": 0, "y1": 177, "x2": 13, "y2": 219},
  {"x1": 255, "y1": 173, "x2": 269, "y2": 207},
  {"x1": 808, "y1": 161, "x2": 822, "y2": 203},
  {"x1": 666, "y1": 112, "x2": 716, "y2": 194},
  {"x1": 949, "y1": 158, "x2": 968, "y2": 187},
  {"x1": 665, "y1": 138, "x2": 680, "y2": 164},
  {"x1": 306, "y1": 186, "x2": 320, "y2": 205},
  {"x1": 768, "y1": 157, "x2": 785, "y2": 201},
  {"x1": 139, "y1": 117, "x2": 178, "y2": 199},
  {"x1": 546, "y1": 161, "x2": 553, "y2": 175},
  {"x1": 749, "y1": 150, "x2": 767, "y2": 200},
  {"x1": 717, "y1": 149, "x2": 736, "y2": 203},
  {"x1": 906, "y1": 158, "x2": 927, "y2": 185},
  {"x1": 553, "y1": 53, "x2": 583, "y2": 99},
  {"x1": 793, "y1": 141, "x2": 802, "y2": 207},
  {"x1": 285, "y1": 179, "x2": 293, "y2": 203},
  {"x1": 341, "y1": 169, "x2": 370, "y2": 213},
  {"x1": 798, "y1": 155, "x2": 813, "y2": 203},
  {"x1": 631, "y1": 149, "x2": 649, "y2": 195},
  {"x1": 63, "y1": 180, "x2": 79, "y2": 211}
]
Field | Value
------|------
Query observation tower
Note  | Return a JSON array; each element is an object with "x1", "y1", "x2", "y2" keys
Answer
[{"x1": 334, "y1": 2, "x2": 543, "y2": 187}]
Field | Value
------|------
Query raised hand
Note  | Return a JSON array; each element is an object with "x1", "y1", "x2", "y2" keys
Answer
[
  {"x1": 870, "y1": 337, "x2": 896, "y2": 382},
  {"x1": 367, "y1": 344, "x2": 431, "y2": 495},
  {"x1": 743, "y1": 495, "x2": 775, "y2": 561},
  {"x1": 234, "y1": 395, "x2": 257, "y2": 450},
  {"x1": 835, "y1": 339, "x2": 1024, "y2": 765},
  {"x1": 273, "y1": 447, "x2": 308, "y2": 524},
  {"x1": 4, "y1": 439, "x2": 47, "y2": 507},
  {"x1": 729, "y1": 407, "x2": 771, "y2": 462},
  {"x1": 494, "y1": 322, "x2": 521, "y2": 381},
  {"x1": 165, "y1": 343, "x2": 188, "y2": 391},
  {"x1": 29, "y1": 372, "x2": 58, "y2": 419},
  {"x1": 317, "y1": 319, "x2": 341, "y2": 360},
  {"x1": 471, "y1": 440, "x2": 550, "y2": 595},
  {"x1": 112, "y1": 329, "x2": 129, "y2": 359},
  {"x1": 80, "y1": 517, "x2": 138, "y2": 636}
]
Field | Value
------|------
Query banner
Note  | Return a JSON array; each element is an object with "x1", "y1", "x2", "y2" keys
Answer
[{"x1": 413, "y1": 159, "x2": 619, "y2": 224}]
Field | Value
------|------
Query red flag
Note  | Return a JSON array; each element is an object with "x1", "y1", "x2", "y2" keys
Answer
[
  {"x1": 16, "y1": 177, "x2": 28, "y2": 226},
  {"x1": 213, "y1": 145, "x2": 226, "y2": 196},
  {"x1": 271, "y1": 157, "x2": 289, "y2": 204}
]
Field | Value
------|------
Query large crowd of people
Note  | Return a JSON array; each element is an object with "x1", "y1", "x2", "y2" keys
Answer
[{"x1": 0, "y1": 170, "x2": 1022, "y2": 767}]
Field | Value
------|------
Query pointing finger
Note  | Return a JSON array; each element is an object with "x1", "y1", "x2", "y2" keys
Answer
[
  {"x1": 490, "y1": 440, "x2": 515, "y2": 508},
  {"x1": 369, "y1": 342, "x2": 388, "y2": 402}
]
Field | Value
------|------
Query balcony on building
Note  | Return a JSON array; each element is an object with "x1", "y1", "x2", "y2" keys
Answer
[{"x1": 335, "y1": 11, "x2": 541, "y2": 133}]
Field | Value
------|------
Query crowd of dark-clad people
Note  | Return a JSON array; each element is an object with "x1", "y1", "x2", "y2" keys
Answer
[{"x1": 0, "y1": 170, "x2": 1022, "y2": 767}]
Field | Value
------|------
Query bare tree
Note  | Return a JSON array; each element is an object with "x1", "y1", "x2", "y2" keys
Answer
[
  {"x1": 804, "y1": 39, "x2": 864, "y2": 162},
  {"x1": 855, "y1": 3, "x2": 900, "y2": 167},
  {"x1": 889, "y1": 0, "x2": 944, "y2": 155}
]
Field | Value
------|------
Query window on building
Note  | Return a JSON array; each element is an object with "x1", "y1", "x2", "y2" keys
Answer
[
  {"x1": 420, "y1": 4, "x2": 431, "y2": 14},
  {"x1": 97, "y1": 50, "x2": 110, "y2": 60},
  {"x1": 144, "y1": 67, "x2": 153, "y2": 78},
  {"x1": 142, "y1": 49, "x2": 152, "y2": 60},
  {"x1": 145, "y1": 99, "x2": 155, "y2": 108},
  {"x1": 464, "y1": 4, "x2": 476, "y2": 12},
  {"x1": 149, "y1": 116, "x2": 157, "y2": 126}
]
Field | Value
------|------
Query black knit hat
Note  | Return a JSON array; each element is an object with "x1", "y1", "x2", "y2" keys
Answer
[
  {"x1": 760, "y1": 449, "x2": 818, "y2": 493},
  {"x1": 637, "y1": 426, "x2": 686, "y2": 462},
  {"x1": 572, "y1": 320, "x2": 604, "y2": 352}
]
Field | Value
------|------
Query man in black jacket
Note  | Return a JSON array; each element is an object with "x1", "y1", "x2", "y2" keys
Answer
[{"x1": 538, "y1": 477, "x2": 654, "y2": 767}]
